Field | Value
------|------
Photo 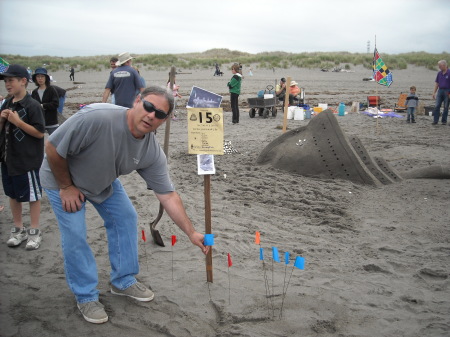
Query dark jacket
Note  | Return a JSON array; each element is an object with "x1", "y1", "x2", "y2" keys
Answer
[
  {"x1": 31, "y1": 86, "x2": 59, "y2": 126},
  {"x1": 0, "y1": 94, "x2": 45, "y2": 176}
]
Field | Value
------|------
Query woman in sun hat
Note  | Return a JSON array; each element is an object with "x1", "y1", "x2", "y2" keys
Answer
[
  {"x1": 31, "y1": 68, "x2": 59, "y2": 134},
  {"x1": 289, "y1": 80, "x2": 301, "y2": 105}
]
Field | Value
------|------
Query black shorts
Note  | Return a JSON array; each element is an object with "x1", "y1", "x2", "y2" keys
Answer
[{"x1": 1, "y1": 163, "x2": 42, "y2": 202}]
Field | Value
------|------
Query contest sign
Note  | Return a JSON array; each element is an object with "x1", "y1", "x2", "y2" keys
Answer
[{"x1": 188, "y1": 108, "x2": 224, "y2": 155}]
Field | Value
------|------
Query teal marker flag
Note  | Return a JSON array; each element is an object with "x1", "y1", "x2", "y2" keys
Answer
[
  {"x1": 284, "y1": 252, "x2": 290, "y2": 265},
  {"x1": 260, "y1": 247, "x2": 264, "y2": 260},
  {"x1": 272, "y1": 247, "x2": 280, "y2": 263},
  {"x1": 294, "y1": 256, "x2": 305, "y2": 270}
]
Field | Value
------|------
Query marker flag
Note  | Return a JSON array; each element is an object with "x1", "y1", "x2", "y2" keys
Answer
[
  {"x1": 294, "y1": 256, "x2": 305, "y2": 270},
  {"x1": 141, "y1": 229, "x2": 146, "y2": 242},
  {"x1": 204, "y1": 234, "x2": 214, "y2": 246},
  {"x1": 260, "y1": 247, "x2": 264, "y2": 260},
  {"x1": 171, "y1": 235, "x2": 177, "y2": 246},
  {"x1": 255, "y1": 231, "x2": 261, "y2": 245},
  {"x1": 228, "y1": 253, "x2": 233, "y2": 267},
  {"x1": 284, "y1": 251, "x2": 290, "y2": 265},
  {"x1": 272, "y1": 247, "x2": 280, "y2": 263}
]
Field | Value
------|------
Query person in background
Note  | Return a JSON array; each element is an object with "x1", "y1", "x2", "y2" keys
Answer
[
  {"x1": 133, "y1": 67, "x2": 146, "y2": 96},
  {"x1": 69, "y1": 66, "x2": 75, "y2": 81},
  {"x1": 109, "y1": 57, "x2": 118, "y2": 104},
  {"x1": 167, "y1": 74, "x2": 182, "y2": 120},
  {"x1": 52, "y1": 85, "x2": 67, "y2": 114},
  {"x1": 405, "y1": 86, "x2": 418, "y2": 123},
  {"x1": 275, "y1": 77, "x2": 287, "y2": 102},
  {"x1": 227, "y1": 63, "x2": 242, "y2": 125},
  {"x1": 31, "y1": 68, "x2": 60, "y2": 134},
  {"x1": 102, "y1": 52, "x2": 144, "y2": 108},
  {"x1": 289, "y1": 80, "x2": 301, "y2": 105},
  {"x1": 431, "y1": 60, "x2": 450, "y2": 125},
  {"x1": 0, "y1": 64, "x2": 45, "y2": 250}
]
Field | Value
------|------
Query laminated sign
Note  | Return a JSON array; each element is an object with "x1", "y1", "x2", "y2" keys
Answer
[{"x1": 188, "y1": 108, "x2": 224, "y2": 155}]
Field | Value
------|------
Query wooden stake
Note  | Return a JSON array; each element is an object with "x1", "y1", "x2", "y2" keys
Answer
[
  {"x1": 204, "y1": 174, "x2": 213, "y2": 283},
  {"x1": 282, "y1": 76, "x2": 291, "y2": 133}
]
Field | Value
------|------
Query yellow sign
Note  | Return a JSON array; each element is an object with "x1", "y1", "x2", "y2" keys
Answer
[{"x1": 188, "y1": 108, "x2": 224, "y2": 155}]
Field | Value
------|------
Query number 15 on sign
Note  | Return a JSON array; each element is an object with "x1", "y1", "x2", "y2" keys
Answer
[{"x1": 188, "y1": 108, "x2": 224, "y2": 155}]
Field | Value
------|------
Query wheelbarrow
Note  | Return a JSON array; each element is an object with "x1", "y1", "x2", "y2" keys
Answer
[{"x1": 248, "y1": 85, "x2": 277, "y2": 119}]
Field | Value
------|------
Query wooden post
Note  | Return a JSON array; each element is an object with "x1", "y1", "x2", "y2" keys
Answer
[
  {"x1": 282, "y1": 76, "x2": 291, "y2": 133},
  {"x1": 204, "y1": 174, "x2": 213, "y2": 283}
]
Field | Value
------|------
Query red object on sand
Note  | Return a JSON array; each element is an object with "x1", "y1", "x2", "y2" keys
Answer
[
  {"x1": 228, "y1": 253, "x2": 233, "y2": 267},
  {"x1": 172, "y1": 235, "x2": 177, "y2": 246},
  {"x1": 141, "y1": 229, "x2": 146, "y2": 242},
  {"x1": 255, "y1": 231, "x2": 261, "y2": 245}
]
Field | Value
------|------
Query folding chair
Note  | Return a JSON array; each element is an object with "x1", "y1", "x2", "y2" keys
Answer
[
  {"x1": 367, "y1": 96, "x2": 381, "y2": 108},
  {"x1": 393, "y1": 93, "x2": 408, "y2": 112}
]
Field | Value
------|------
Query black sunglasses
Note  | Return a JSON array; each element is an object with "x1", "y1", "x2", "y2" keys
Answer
[{"x1": 142, "y1": 99, "x2": 169, "y2": 119}]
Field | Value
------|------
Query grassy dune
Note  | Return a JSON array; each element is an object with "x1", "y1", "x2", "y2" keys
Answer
[{"x1": 1, "y1": 48, "x2": 448, "y2": 72}]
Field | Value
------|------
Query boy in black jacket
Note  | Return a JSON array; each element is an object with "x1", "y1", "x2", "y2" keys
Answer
[{"x1": 0, "y1": 64, "x2": 45, "y2": 250}]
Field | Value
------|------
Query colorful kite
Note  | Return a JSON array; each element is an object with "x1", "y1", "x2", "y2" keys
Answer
[{"x1": 373, "y1": 48, "x2": 393, "y2": 87}]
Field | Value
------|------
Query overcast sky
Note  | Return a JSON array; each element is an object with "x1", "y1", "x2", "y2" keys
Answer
[{"x1": 1, "y1": 0, "x2": 449, "y2": 57}]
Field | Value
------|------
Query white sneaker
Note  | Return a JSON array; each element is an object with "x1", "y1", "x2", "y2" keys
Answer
[
  {"x1": 7, "y1": 227, "x2": 28, "y2": 247},
  {"x1": 25, "y1": 228, "x2": 42, "y2": 250}
]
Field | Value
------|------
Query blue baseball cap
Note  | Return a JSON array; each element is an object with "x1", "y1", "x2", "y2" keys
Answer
[{"x1": 0, "y1": 64, "x2": 30, "y2": 81}]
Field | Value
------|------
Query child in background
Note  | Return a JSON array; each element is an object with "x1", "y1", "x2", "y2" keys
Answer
[
  {"x1": 31, "y1": 68, "x2": 60, "y2": 134},
  {"x1": 406, "y1": 86, "x2": 419, "y2": 123},
  {"x1": 167, "y1": 75, "x2": 182, "y2": 120},
  {"x1": 0, "y1": 64, "x2": 45, "y2": 250},
  {"x1": 227, "y1": 63, "x2": 242, "y2": 125}
]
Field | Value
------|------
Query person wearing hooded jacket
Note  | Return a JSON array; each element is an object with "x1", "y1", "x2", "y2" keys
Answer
[
  {"x1": 31, "y1": 68, "x2": 59, "y2": 135},
  {"x1": 227, "y1": 63, "x2": 242, "y2": 124}
]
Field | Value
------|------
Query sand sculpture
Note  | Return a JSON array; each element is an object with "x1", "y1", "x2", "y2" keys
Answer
[{"x1": 257, "y1": 110, "x2": 450, "y2": 185}]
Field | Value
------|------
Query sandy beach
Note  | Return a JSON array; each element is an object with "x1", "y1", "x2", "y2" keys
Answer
[{"x1": 1, "y1": 64, "x2": 449, "y2": 337}]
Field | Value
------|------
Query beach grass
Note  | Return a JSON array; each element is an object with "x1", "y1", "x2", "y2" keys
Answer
[{"x1": 1, "y1": 49, "x2": 448, "y2": 72}]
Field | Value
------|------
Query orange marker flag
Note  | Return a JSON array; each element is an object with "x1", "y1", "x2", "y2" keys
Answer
[
  {"x1": 227, "y1": 253, "x2": 233, "y2": 267},
  {"x1": 255, "y1": 231, "x2": 261, "y2": 245},
  {"x1": 141, "y1": 229, "x2": 146, "y2": 242}
]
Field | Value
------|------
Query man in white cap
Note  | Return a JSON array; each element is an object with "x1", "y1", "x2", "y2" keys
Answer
[{"x1": 102, "y1": 52, "x2": 144, "y2": 108}]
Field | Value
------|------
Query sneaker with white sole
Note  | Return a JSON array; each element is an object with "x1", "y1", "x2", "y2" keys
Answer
[
  {"x1": 111, "y1": 282, "x2": 154, "y2": 302},
  {"x1": 25, "y1": 228, "x2": 42, "y2": 250},
  {"x1": 7, "y1": 227, "x2": 28, "y2": 247},
  {"x1": 77, "y1": 301, "x2": 108, "y2": 324}
]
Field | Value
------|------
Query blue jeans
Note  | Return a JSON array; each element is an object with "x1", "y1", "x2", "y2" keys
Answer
[
  {"x1": 407, "y1": 107, "x2": 415, "y2": 121},
  {"x1": 433, "y1": 88, "x2": 449, "y2": 123},
  {"x1": 44, "y1": 179, "x2": 139, "y2": 303}
]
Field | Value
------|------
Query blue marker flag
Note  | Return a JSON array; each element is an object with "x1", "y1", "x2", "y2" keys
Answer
[
  {"x1": 259, "y1": 247, "x2": 264, "y2": 260},
  {"x1": 204, "y1": 234, "x2": 214, "y2": 246},
  {"x1": 272, "y1": 247, "x2": 280, "y2": 263},
  {"x1": 294, "y1": 256, "x2": 305, "y2": 270},
  {"x1": 284, "y1": 251, "x2": 290, "y2": 265}
]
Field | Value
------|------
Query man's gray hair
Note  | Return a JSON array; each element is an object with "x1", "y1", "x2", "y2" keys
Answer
[
  {"x1": 438, "y1": 60, "x2": 447, "y2": 67},
  {"x1": 140, "y1": 85, "x2": 174, "y2": 114}
]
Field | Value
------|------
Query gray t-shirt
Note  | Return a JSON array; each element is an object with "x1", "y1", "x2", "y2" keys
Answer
[
  {"x1": 40, "y1": 103, "x2": 174, "y2": 203},
  {"x1": 105, "y1": 65, "x2": 143, "y2": 108}
]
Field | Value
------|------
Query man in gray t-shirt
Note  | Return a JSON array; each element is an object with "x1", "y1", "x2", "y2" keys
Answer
[{"x1": 41, "y1": 86, "x2": 207, "y2": 324}]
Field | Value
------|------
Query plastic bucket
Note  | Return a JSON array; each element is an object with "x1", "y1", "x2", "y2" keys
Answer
[
  {"x1": 313, "y1": 107, "x2": 323, "y2": 114},
  {"x1": 294, "y1": 107, "x2": 304, "y2": 120},
  {"x1": 305, "y1": 109, "x2": 311, "y2": 119},
  {"x1": 287, "y1": 106, "x2": 295, "y2": 119},
  {"x1": 264, "y1": 94, "x2": 273, "y2": 99},
  {"x1": 318, "y1": 103, "x2": 328, "y2": 110}
]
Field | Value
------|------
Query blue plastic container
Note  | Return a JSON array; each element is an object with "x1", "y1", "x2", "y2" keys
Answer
[
  {"x1": 305, "y1": 109, "x2": 311, "y2": 119},
  {"x1": 338, "y1": 102, "x2": 345, "y2": 116}
]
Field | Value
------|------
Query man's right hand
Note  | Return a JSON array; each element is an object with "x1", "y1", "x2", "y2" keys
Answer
[{"x1": 60, "y1": 185, "x2": 85, "y2": 213}]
